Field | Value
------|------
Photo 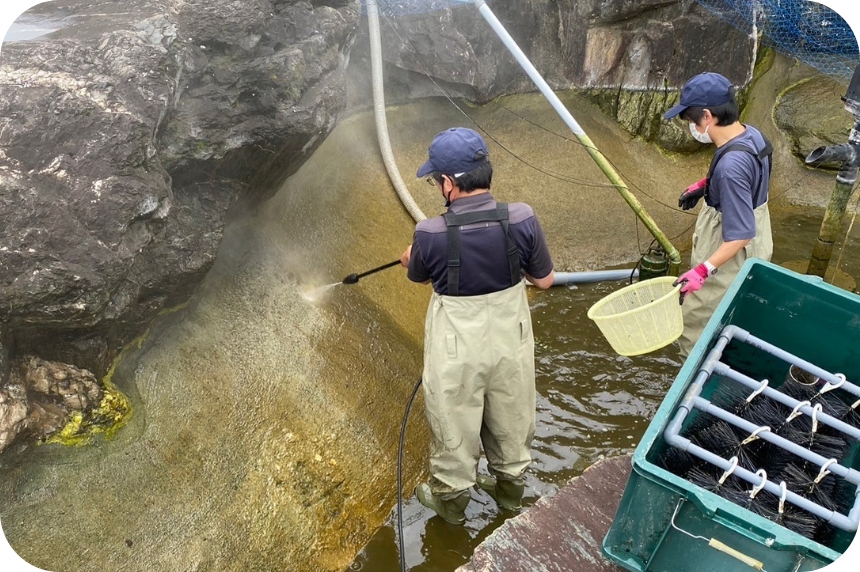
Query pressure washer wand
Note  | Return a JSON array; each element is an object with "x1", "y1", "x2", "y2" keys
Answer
[{"x1": 342, "y1": 259, "x2": 401, "y2": 284}]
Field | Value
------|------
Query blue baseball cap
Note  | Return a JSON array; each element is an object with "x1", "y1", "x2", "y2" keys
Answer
[
  {"x1": 416, "y1": 128, "x2": 489, "y2": 178},
  {"x1": 663, "y1": 72, "x2": 733, "y2": 120}
]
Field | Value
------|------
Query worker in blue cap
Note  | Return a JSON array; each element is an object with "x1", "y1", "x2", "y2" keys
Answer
[
  {"x1": 665, "y1": 72, "x2": 774, "y2": 356},
  {"x1": 400, "y1": 127, "x2": 555, "y2": 523}
]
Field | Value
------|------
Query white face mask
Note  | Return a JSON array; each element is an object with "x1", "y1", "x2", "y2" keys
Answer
[{"x1": 689, "y1": 122, "x2": 712, "y2": 144}]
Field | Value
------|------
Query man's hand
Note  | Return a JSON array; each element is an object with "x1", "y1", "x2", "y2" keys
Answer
[
  {"x1": 400, "y1": 244, "x2": 412, "y2": 267},
  {"x1": 673, "y1": 264, "x2": 710, "y2": 304},
  {"x1": 678, "y1": 178, "x2": 707, "y2": 210},
  {"x1": 526, "y1": 270, "x2": 555, "y2": 290}
]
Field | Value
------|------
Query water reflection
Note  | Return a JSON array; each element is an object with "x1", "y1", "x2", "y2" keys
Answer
[{"x1": 0, "y1": 81, "x2": 856, "y2": 570}]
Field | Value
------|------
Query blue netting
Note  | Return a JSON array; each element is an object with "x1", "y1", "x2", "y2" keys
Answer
[{"x1": 694, "y1": 0, "x2": 859, "y2": 82}]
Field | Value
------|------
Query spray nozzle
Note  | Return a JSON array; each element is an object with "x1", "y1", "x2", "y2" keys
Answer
[{"x1": 341, "y1": 259, "x2": 401, "y2": 285}]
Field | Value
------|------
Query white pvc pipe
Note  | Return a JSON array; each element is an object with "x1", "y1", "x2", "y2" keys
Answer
[
  {"x1": 471, "y1": 0, "x2": 586, "y2": 136},
  {"x1": 552, "y1": 269, "x2": 638, "y2": 285},
  {"x1": 466, "y1": 0, "x2": 681, "y2": 272}
]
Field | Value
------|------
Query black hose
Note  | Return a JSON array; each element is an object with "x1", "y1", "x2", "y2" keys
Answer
[
  {"x1": 397, "y1": 377, "x2": 423, "y2": 572},
  {"x1": 629, "y1": 256, "x2": 643, "y2": 285}
]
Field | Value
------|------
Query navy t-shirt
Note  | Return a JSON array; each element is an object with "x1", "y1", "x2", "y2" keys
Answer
[
  {"x1": 408, "y1": 193, "x2": 554, "y2": 296},
  {"x1": 706, "y1": 125, "x2": 771, "y2": 242}
]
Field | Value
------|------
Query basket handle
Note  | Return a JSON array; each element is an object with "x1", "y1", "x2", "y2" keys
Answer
[
  {"x1": 671, "y1": 499, "x2": 767, "y2": 571},
  {"x1": 708, "y1": 539, "x2": 765, "y2": 570}
]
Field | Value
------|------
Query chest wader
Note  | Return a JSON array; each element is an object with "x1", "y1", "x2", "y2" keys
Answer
[
  {"x1": 678, "y1": 140, "x2": 774, "y2": 358},
  {"x1": 417, "y1": 204, "x2": 535, "y2": 520},
  {"x1": 678, "y1": 204, "x2": 773, "y2": 356}
]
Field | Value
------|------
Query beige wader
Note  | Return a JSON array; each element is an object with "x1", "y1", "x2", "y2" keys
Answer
[
  {"x1": 422, "y1": 280, "x2": 536, "y2": 499},
  {"x1": 678, "y1": 203, "x2": 773, "y2": 357}
]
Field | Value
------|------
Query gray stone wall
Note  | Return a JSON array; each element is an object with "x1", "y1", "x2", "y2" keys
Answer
[
  {"x1": 347, "y1": 0, "x2": 755, "y2": 151},
  {"x1": 0, "y1": 0, "x2": 359, "y2": 379}
]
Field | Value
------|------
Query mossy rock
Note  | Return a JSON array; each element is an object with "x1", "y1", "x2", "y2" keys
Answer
[
  {"x1": 580, "y1": 81, "x2": 753, "y2": 153},
  {"x1": 774, "y1": 77, "x2": 854, "y2": 164}
]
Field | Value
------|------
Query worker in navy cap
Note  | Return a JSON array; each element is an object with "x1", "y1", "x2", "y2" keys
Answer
[
  {"x1": 666, "y1": 73, "x2": 774, "y2": 356},
  {"x1": 400, "y1": 127, "x2": 555, "y2": 523}
]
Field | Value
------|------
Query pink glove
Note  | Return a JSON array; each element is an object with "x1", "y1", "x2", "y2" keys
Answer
[
  {"x1": 673, "y1": 264, "x2": 710, "y2": 304},
  {"x1": 678, "y1": 177, "x2": 707, "y2": 210}
]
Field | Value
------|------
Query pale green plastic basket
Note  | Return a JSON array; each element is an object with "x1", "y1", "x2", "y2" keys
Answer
[{"x1": 587, "y1": 276, "x2": 683, "y2": 356}]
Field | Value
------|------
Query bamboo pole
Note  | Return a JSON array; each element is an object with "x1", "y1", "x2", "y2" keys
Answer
[{"x1": 807, "y1": 170, "x2": 859, "y2": 278}]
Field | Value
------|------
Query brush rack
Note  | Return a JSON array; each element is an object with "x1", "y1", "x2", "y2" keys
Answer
[{"x1": 664, "y1": 325, "x2": 860, "y2": 532}]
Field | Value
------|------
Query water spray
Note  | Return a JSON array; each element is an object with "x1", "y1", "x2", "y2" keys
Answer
[{"x1": 302, "y1": 259, "x2": 402, "y2": 302}]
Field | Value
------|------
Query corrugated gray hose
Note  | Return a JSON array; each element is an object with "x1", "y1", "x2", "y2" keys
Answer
[{"x1": 367, "y1": 1, "x2": 427, "y2": 223}]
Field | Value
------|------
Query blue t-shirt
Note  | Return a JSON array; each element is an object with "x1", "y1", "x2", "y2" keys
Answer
[
  {"x1": 706, "y1": 125, "x2": 771, "y2": 242},
  {"x1": 407, "y1": 193, "x2": 554, "y2": 296}
]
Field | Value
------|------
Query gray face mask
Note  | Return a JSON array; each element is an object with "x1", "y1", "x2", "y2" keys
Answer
[{"x1": 689, "y1": 122, "x2": 713, "y2": 144}]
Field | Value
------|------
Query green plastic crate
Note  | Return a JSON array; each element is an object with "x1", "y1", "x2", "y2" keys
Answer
[{"x1": 602, "y1": 259, "x2": 860, "y2": 572}]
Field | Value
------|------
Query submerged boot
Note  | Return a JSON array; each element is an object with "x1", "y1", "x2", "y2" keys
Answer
[
  {"x1": 415, "y1": 483, "x2": 469, "y2": 525},
  {"x1": 475, "y1": 475, "x2": 524, "y2": 511}
]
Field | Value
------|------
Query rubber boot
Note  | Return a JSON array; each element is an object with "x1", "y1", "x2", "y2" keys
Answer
[
  {"x1": 475, "y1": 474, "x2": 524, "y2": 511},
  {"x1": 415, "y1": 483, "x2": 469, "y2": 525}
]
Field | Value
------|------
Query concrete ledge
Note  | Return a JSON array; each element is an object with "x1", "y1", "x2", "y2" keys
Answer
[{"x1": 457, "y1": 455, "x2": 632, "y2": 572}]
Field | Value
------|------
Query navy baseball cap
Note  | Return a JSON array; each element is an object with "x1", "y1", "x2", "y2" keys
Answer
[
  {"x1": 663, "y1": 72, "x2": 733, "y2": 120},
  {"x1": 416, "y1": 128, "x2": 489, "y2": 178}
]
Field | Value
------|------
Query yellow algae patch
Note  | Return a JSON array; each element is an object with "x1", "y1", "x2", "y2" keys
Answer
[
  {"x1": 48, "y1": 412, "x2": 86, "y2": 445},
  {"x1": 157, "y1": 300, "x2": 189, "y2": 316},
  {"x1": 42, "y1": 341, "x2": 137, "y2": 447},
  {"x1": 43, "y1": 385, "x2": 133, "y2": 446}
]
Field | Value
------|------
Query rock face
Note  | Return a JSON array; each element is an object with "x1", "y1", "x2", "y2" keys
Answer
[
  {"x1": 0, "y1": 0, "x2": 359, "y2": 383},
  {"x1": 0, "y1": 356, "x2": 103, "y2": 453},
  {"x1": 347, "y1": 0, "x2": 755, "y2": 149},
  {"x1": 0, "y1": 2, "x2": 848, "y2": 569},
  {"x1": 774, "y1": 76, "x2": 856, "y2": 163}
]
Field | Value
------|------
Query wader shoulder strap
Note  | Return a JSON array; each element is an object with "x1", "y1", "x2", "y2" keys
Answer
[
  {"x1": 705, "y1": 134, "x2": 773, "y2": 204},
  {"x1": 443, "y1": 203, "x2": 521, "y2": 296}
]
